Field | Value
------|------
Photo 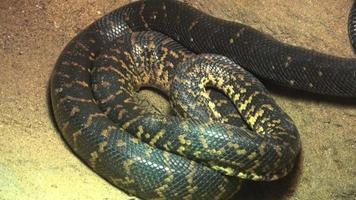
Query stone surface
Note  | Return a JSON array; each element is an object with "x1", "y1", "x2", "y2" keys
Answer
[{"x1": 0, "y1": 0, "x2": 355, "y2": 199}]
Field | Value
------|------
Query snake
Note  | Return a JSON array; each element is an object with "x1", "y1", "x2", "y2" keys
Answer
[
  {"x1": 50, "y1": 0, "x2": 356, "y2": 199},
  {"x1": 349, "y1": 0, "x2": 356, "y2": 51}
]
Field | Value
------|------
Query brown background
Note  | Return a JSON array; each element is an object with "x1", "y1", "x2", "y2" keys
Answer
[{"x1": 0, "y1": 0, "x2": 355, "y2": 199}]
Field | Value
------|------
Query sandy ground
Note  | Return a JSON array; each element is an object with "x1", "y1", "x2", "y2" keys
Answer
[{"x1": 0, "y1": 0, "x2": 355, "y2": 199}]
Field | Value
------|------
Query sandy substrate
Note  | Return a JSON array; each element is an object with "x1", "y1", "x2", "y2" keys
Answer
[{"x1": 0, "y1": 0, "x2": 355, "y2": 199}]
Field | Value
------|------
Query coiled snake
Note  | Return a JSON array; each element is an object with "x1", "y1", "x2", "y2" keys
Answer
[{"x1": 50, "y1": 0, "x2": 356, "y2": 199}]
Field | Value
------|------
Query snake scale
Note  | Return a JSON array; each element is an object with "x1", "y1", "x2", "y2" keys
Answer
[{"x1": 50, "y1": 0, "x2": 356, "y2": 199}]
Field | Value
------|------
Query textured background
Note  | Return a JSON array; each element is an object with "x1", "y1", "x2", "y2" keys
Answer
[{"x1": 0, "y1": 0, "x2": 355, "y2": 199}]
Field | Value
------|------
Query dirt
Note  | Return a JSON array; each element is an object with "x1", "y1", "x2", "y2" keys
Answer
[{"x1": 0, "y1": 0, "x2": 355, "y2": 200}]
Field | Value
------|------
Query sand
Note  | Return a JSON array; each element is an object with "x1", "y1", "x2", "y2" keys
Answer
[{"x1": 0, "y1": 0, "x2": 355, "y2": 199}]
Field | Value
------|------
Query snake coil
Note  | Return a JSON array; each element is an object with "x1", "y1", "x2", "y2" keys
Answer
[{"x1": 50, "y1": 1, "x2": 356, "y2": 199}]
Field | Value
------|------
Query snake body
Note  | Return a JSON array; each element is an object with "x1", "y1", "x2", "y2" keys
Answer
[
  {"x1": 50, "y1": 0, "x2": 356, "y2": 199},
  {"x1": 349, "y1": 1, "x2": 356, "y2": 51},
  {"x1": 92, "y1": 30, "x2": 299, "y2": 179}
]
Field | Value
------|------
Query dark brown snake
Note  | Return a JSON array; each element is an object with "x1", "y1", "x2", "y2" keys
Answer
[{"x1": 50, "y1": 0, "x2": 356, "y2": 199}]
